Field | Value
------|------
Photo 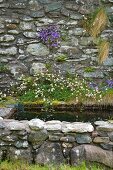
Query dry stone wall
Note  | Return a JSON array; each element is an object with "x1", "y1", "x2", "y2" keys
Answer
[
  {"x1": 0, "y1": 0, "x2": 113, "y2": 92},
  {"x1": 0, "y1": 118, "x2": 113, "y2": 168}
]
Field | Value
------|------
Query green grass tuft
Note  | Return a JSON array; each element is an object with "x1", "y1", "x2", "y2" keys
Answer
[{"x1": 0, "y1": 161, "x2": 111, "y2": 170}]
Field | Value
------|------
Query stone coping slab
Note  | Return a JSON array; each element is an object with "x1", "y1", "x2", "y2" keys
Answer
[{"x1": 0, "y1": 118, "x2": 112, "y2": 133}]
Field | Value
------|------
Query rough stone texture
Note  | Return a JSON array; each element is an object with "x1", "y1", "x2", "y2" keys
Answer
[
  {"x1": 71, "y1": 145, "x2": 113, "y2": 168},
  {"x1": 93, "y1": 137, "x2": 109, "y2": 143},
  {"x1": 0, "y1": 0, "x2": 113, "y2": 166},
  {"x1": 35, "y1": 142, "x2": 65, "y2": 165},
  {"x1": 94, "y1": 121, "x2": 109, "y2": 126},
  {"x1": 0, "y1": 35, "x2": 15, "y2": 42},
  {"x1": 0, "y1": 118, "x2": 113, "y2": 167},
  {"x1": 49, "y1": 135, "x2": 61, "y2": 141},
  {"x1": 20, "y1": 22, "x2": 34, "y2": 31},
  {"x1": 30, "y1": 63, "x2": 47, "y2": 75},
  {"x1": 23, "y1": 32, "x2": 37, "y2": 38},
  {"x1": 0, "y1": 47, "x2": 17, "y2": 55},
  {"x1": 28, "y1": 129, "x2": 48, "y2": 145},
  {"x1": 26, "y1": 43, "x2": 49, "y2": 56},
  {"x1": 46, "y1": 120, "x2": 62, "y2": 131},
  {"x1": 62, "y1": 122, "x2": 94, "y2": 133},
  {"x1": 14, "y1": 141, "x2": 29, "y2": 148},
  {"x1": 84, "y1": 71, "x2": 104, "y2": 79},
  {"x1": 7, "y1": 147, "x2": 33, "y2": 163},
  {"x1": 28, "y1": 119, "x2": 46, "y2": 130},
  {"x1": 108, "y1": 132, "x2": 113, "y2": 142},
  {"x1": 0, "y1": 149, "x2": 3, "y2": 160},
  {"x1": 0, "y1": 108, "x2": 15, "y2": 118},
  {"x1": 0, "y1": 121, "x2": 6, "y2": 129},
  {"x1": 76, "y1": 134, "x2": 92, "y2": 144},
  {"x1": 9, "y1": 64, "x2": 28, "y2": 79},
  {"x1": 100, "y1": 142, "x2": 113, "y2": 150},
  {"x1": 5, "y1": 121, "x2": 27, "y2": 131},
  {"x1": 97, "y1": 123, "x2": 113, "y2": 132},
  {"x1": 0, "y1": 0, "x2": 112, "y2": 91},
  {"x1": 60, "y1": 136, "x2": 75, "y2": 143}
]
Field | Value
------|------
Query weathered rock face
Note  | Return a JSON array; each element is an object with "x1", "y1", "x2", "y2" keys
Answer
[
  {"x1": 9, "y1": 63, "x2": 28, "y2": 79},
  {"x1": 26, "y1": 43, "x2": 49, "y2": 56},
  {"x1": 5, "y1": 121, "x2": 27, "y2": 131},
  {"x1": 28, "y1": 118, "x2": 46, "y2": 130},
  {"x1": 0, "y1": 47, "x2": 17, "y2": 55},
  {"x1": 0, "y1": 108, "x2": 15, "y2": 118},
  {"x1": 0, "y1": 0, "x2": 113, "y2": 91},
  {"x1": 62, "y1": 122, "x2": 94, "y2": 133},
  {"x1": 46, "y1": 120, "x2": 62, "y2": 131},
  {"x1": 0, "y1": 118, "x2": 113, "y2": 168},
  {"x1": 30, "y1": 63, "x2": 47, "y2": 75},
  {"x1": 0, "y1": 149, "x2": 3, "y2": 160},
  {"x1": 7, "y1": 147, "x2": 33, "y2": 163},
  {"x1": 35, "y1": 142, "x2": 65, "y2": 165},
  {"x1": 71, "y1": 145, "x2": 113, "y2": 168},
  {"x1": 28, "y1": 129, "x2": 48, "y2": 146},
  {"x1": 76, "y1": 134, "x2": 92, "y2": 144}
]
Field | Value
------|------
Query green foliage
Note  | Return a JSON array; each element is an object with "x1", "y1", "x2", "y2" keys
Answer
[
  {"x1": 12, "y1": 73, "x2": 103, "y2": 110},
  {"x1": 84, "y1": 67, "x2": 96, "y2": 73},
  {"x1": 0, "y1": 96, "x2": 17, "y2": 107},
  {"x1": 0, "y1": 161, "x2": 111, "y2": 170},
  {"x1": 61, "y1": 29, "x2": 69, "y2": 41},
  {"x1": 45, "y1": 63, "x2": 52, "y2": 71},
  {"x1": 19, "y1": 91, "x2": 36, "y2": 102},
  {"x1": 0, "y1": 91, "x2": 7, "y2": 102},
  {"x1": 55, "y1": 54, "x2": 68, "y2": 63},
  {"x1": 0, "y1": 64, "x2": 9, "y2": 73}
]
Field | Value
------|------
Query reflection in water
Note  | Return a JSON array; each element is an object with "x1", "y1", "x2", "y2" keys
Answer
[{"x1": 12, "y1": 110, "x2": 113, "y2": 123}]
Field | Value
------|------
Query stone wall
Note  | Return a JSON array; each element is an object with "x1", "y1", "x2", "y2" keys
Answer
[
  {"x1": 0, "y1": 0, "x2": 113, "y2": 92},
  {"x1": 0, "y1": 118, "x2": 113, "y2": 168}
]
